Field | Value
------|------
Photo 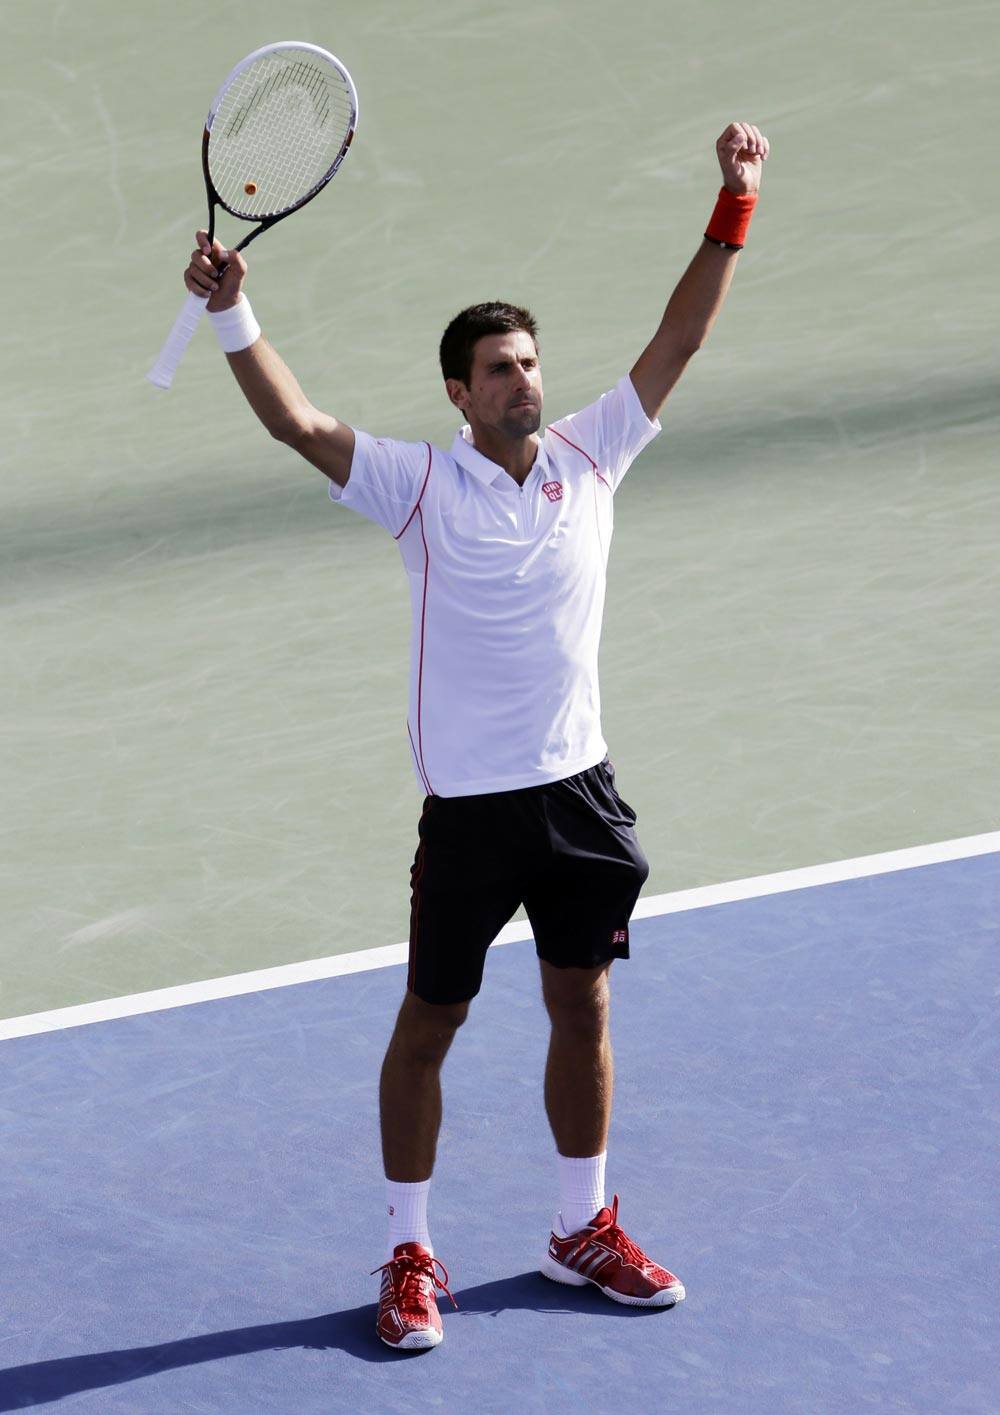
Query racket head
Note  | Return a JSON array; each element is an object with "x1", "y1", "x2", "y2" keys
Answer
[{"x1": 202, "y1": 41, "x2": 358, "y2": 225}]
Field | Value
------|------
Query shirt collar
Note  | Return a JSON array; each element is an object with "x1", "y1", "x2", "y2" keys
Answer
[{"x1": 449, "y1": 426, "x2": 550, "y2": 485}]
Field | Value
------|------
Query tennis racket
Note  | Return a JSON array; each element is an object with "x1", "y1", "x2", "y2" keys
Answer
[{"x1": 147, "y1": 41, "x2": 358, "y2": 390}]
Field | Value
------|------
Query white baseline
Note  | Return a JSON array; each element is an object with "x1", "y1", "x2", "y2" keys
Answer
[{"x1": 2, "y1": 831, "x2": 998, "y2": 1043}]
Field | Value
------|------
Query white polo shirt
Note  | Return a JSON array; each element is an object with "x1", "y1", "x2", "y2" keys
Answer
[{"x1": 327, "y1": 373, "x2": 660, "y2": 797}]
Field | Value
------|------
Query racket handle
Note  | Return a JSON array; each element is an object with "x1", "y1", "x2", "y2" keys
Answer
[{"x1": 146, "y1": 290, "x2": 210, "y2": 390}]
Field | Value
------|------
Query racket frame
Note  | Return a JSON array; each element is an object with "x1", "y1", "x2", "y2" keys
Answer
[
  {"x1": 201, "y1": 40, "x2": 358, "y2": 256},
  {"x1": 147, "y1": 41, "x2": 357, "y2": 390}
]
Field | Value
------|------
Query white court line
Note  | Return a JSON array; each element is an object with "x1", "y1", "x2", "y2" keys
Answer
[{"x1": 2, "y1": 830, "x2": 998, "y2": 1043}]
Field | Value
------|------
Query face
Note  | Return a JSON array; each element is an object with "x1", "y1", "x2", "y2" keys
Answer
[{"x1": 447, "y1": 330, "x2": 543, "y2": 439}]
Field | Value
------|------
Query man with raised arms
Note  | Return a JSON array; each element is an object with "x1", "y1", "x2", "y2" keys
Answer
[{"x1": 183, "y1": 121, "x2": 769, "y2": 1351}]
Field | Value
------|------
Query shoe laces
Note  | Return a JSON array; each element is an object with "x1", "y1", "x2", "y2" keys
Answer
[
  {"x1": 371, "y1": 1251, "x2": 459, "y2": 1312},
  {"x1": 569, "y1": 1194, "x2": 655, "y2": 1271}
]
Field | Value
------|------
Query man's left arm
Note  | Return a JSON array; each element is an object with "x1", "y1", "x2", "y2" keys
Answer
[{"x1": 630, "y1": 121, "x2": 770, "y2": 422}]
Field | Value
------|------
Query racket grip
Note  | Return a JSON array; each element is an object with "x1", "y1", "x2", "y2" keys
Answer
[{"x1": 146, "y1": 290, "x2": 211, "y2": 390}]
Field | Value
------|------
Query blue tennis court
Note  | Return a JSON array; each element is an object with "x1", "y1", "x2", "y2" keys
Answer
[{"x1": 3, "y1": 847, "x2": 997, "y2": 1413}]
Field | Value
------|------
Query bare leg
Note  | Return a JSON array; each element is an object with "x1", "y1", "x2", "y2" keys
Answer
[
  {"x1": 540, "y1": 960, "x2": 613, "y2": 1156},
  {"x1": 379, "y1": 991, "x2": 469, "y2": 1181}
]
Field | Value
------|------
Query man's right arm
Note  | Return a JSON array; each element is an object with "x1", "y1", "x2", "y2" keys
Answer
[{"x1": 184, "y1": 232, "x2": 355, "y2": 488}]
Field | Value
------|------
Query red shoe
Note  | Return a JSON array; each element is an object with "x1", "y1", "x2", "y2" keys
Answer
[
  {"x1": 541, "y1": 1195, "x2": 686, "y2": 1308},
  {"x1": 371, "y1": 1242, "x2": 457, "y2": 1350}
]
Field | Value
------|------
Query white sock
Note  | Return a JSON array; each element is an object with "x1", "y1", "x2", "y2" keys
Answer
[
  {"x1": 385, "y1": 1178, "x2": 432, "y2": 1259},
  {"x1": 555, "y1": 1151, "x2": 607, "y2": 1236}
]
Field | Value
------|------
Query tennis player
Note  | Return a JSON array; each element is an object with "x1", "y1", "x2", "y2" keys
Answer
[{"x1": 184, "y1": 120, "x2": 769, "y2": 1350}]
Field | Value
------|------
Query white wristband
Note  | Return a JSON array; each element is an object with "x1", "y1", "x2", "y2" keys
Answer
[{"x1": 208, "y1": 296, "x2": 261, "y2": 354}]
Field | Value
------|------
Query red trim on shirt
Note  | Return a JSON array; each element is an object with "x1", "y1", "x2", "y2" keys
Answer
[
  {"x1": 591, "y1": 465, "x2": 606, "y2": 561},
  {"x1": 407, "y1": 721, "x2": 432, "y2": 797},
  {"x1": 548, "y1": 424, "x2": 597, "y2": 470},
  {"x1": 413, "y1": 503, "x2": 433, "y2": 794},
  {"x1": 548, "y1": 423, "x2": 611, "y2": 490},
  {"x1": 394, "y1": 442, "x2": 433, "y2": 542},
  {"x1": 393, "y1": 444, "x2": 435, "y2": 795}
]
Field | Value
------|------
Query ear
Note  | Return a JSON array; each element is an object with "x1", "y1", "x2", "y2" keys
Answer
[{"x1": 444, "y1": 377, "x2": 470, "y2": 418}]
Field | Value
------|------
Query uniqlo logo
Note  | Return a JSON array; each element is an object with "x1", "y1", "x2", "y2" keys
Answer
[
  {"x1": 612, "y1": 929, "x2": 627, "y2": 945},
  {"x1": 542, "y1": 481, "x2": 563, "y2": 502}
]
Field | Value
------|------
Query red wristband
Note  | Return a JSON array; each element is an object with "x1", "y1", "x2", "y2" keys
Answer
[{"x1": 704, "y1": 187, "x2": 758, "y2": 250}]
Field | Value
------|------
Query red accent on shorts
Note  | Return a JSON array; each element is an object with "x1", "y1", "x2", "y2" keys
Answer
[{"x1": 407, "y1": 800, "x2": 433, "y2": 992}]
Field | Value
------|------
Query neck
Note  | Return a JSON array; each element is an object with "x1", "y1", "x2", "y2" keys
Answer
[{"x1": 467, "y1": 422, "x2": 539, "y2": 486}]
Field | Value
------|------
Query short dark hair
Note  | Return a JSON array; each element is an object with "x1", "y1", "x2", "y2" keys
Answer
[{"x1": 439, "y1": 301, "x2": 539, "y2": 385}]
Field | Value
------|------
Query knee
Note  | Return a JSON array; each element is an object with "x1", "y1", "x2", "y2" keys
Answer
[
  {"x1": 390, "y1": 991, "x2": 469, "y2": 1065},
  {"x1": 543, "y1": 971, "x2": 610, "y2": 1039}
]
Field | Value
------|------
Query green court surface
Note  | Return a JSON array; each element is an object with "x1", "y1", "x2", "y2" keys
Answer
[{"x1": 3, "y1": 0, "x2": 998, "y2": 1020}]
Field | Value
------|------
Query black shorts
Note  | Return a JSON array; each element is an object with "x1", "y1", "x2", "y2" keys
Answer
[{"x1": 407, "y1": 758, "x2": 650, "y2": 1005}]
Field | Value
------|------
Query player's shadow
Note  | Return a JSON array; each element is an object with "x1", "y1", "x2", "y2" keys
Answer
[
  {"x1": 0, "y1": 1310, "x2": 377, "y2": 1410},
  {"x1": 0, "y1": 1272, "x2": 668, "y2": 1408}
]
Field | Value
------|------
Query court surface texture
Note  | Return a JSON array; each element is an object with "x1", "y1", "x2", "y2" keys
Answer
[{"x1": 3, "y1": 839, "x2": 998, "y2": 1413}]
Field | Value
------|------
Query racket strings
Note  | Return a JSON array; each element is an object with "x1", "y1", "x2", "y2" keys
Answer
[{"x1": 209, "y1": 52, "x2": 355, "y2": 219}]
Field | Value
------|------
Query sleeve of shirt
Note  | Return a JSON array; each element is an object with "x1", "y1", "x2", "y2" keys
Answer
[
  {"x1": 547, "y1": 373, "x2": 661, "y2": 492},
  {"x1": 326, "y1": 430, "x2": 430, "y2": 536}
]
